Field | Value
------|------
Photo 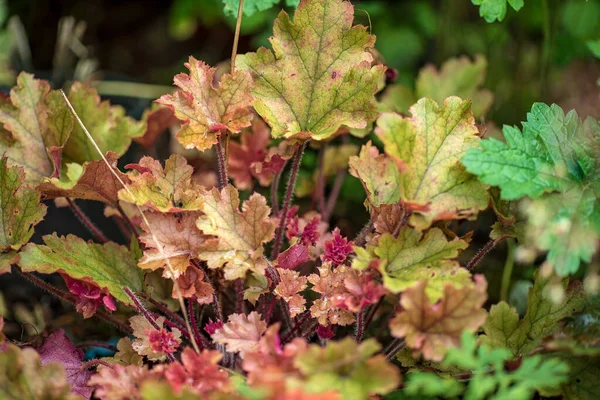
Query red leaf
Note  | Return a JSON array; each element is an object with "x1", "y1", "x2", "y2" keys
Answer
[{"x1": 277, "y1": 244, "x2": 310, "y2": 270}]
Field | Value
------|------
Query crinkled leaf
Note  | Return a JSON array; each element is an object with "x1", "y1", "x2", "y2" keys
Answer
[
  {"x1": 349, "y1": 141, "x2": 401, "y2": 208},
  {"x1": 390, "y1": 276, "x2": 488, "y2": 362},
  {"x1": 0, "y1": 157, "x2": 46, "y2": 251},
  {"x1": 18, "y1": 233, "x2": 144, "y2": 305},
  {"x1": 0, "y1": 73, "x2": 73, "y2": 184},
  {"x1": 63, "y1": 82, "x2": 144, "y2": 164},
  {"x1": 158, "y1": 56, "x2": 253, "y2": 151},
  {"x1": 377, "y1": 97, "x2": 489, "y2": 230},
  {"x1": 138, "y1": 212, "x2": 207, "y2": 278},
  {"x1": 0, "y1": 343, "x2": 79, "y2": 400},
  {"x1": 381, "y1": 56, "x2": 493, "y2": 118},
  {"x1": 212, "y1": 311, "x2": 267, "y2": 356},
  {"x1": 472, "y1": 0, "x2": 524, "y2": 23},
  {"x1": 274, "y1": 268, "x2": 308, "y2": 317},
  {"x1": 196, "y1": 185, "x2": 275, "y2": 280},
  {"x1": 37, "y1": 330, "x2": 93, "y2": 399},
  {"x1": 237, "y1": 0, "x2": 385, "y2": 140},
  {"x1": 482, "y1": 273, "x2": 585, "y2": 356},
  {"x1": 118, "y1": 154, "x2": 204, "y2": 213},
  {"x1": 294, "y1": 338, "x2": 400, "y2": 400},
  {"x1": 222, "y1": 0, "x2": 280, "y2": 17},
  {"x1": 38, "y1": 151, "x2": 129, "y2": 205},
  {"x1": 356, "y1": 226, "x2": 471, "y2": 301},
  {"x1": 0, "y1": 250, "x2": 18, "y2": 273}
]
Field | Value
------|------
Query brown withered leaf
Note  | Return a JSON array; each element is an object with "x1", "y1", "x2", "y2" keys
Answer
[
  {"x1": 157, "y1": 56, "x2": 253, "y2": 151},
  {"x1": 389, "y1": 275, "x2": 488, "y2": 362},
  {"x1": 38, "y1": 151, "x2": 129, "y2": 205},
  {"x1": 138, "y1": 212, "x2": 206, "y2": 279}
]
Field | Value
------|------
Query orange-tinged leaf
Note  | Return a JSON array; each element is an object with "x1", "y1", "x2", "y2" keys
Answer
[
  {"x1": 237, "y1": 0, "x2": 385, "y2": 140},
  {"x1": 118, "y1": 154, "x2": 204, "y2": 213},
  {"x1": 138, "y1": 212, "x2": 207, "y2": 279},
  {"x1": 308, "y1": 265, "x2": 356, "y2": 326},
  {"x1": 38, "y1": 151, "x2": 129, "y2": 205},
  {"x1": 0, "y1": 73, "x2": 73, "y2": 184},
  {"x1": 376, "y1": 97, "x2": 489, "y2": 230},
  {"x1": 349, "y1": 141, "x2": 401, "y2": 208},
  {"x1": 0, "y1": 157, "x2": 47, "y2": 251},
  {"x1": 389, "y1": 275, "x2": 488, "y2": 362},
  {"x1": 196, "y1": 185, "x2": 275, "y2": 280},
  {"x1": 134, "y1": 104, "x2": 178, "y2": 148},
  {"x1": 274, "y1": 268, "x2": 308, "y2": 317},
  {"x1": 157, "y1": 56, "x2": 253, "y2": 151},
  {"x1": 211, "y1": 311, "x2": 267, "y2": 356}
]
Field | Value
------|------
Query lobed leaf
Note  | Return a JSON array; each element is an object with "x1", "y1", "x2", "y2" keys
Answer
[
  {"x1": 158, "y1": 56, "x2": 253, "y2": 151},
  {"x1": 472, "y1": 0, "x2": 525, "y2": 23},
  {"x1": 237, "y1": 0, "x2": 385, "y2": 140},
  {"x1": 0, "y1": 157, "x2": 47, "y2": 251},
  {"x1": 377, "y1": 97, "x2": 489, "y2": 230},
  {"x1": 18, "y1": 233, "x2": 144, "y2": 305}
]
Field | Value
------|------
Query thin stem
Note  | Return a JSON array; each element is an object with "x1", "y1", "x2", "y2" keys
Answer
[
  {"x1": 17, "y1": 271, "x2": 132, "y2": 334},
  {"x1": 301, "y1": 320, "x2": 319, "y2": 340},
  {"x1": 354, "y1": 308, "x2": 365, "y2": 342},
  {"x1": 125, "y1": 287, "x2": 176, "y2": 362},
  {"x1": 363, "y1": 297, "x2": 383, "y2": 331},
  {"x1": 271, "y1": 142, "x2": 307, "y2": 259},
  {"x1": 76, "y1": 342, "x2": 117, "y2": 351},
  {"x1": 150, "y1": 311, "x2": 190, "y2": 340},
  {"x1": 187, "y1": 298, "x2": 205, "y2": 350},
  {"x1": 281, "y1": 312, "x2": 311, "y2": 343},
  {"x1": 80, "y1": 359, "x2": 114, "y2": 371},
  {"x1": 500, "y1": 239, "x2": 516, "y2": 302},
  {"x1": 230, "y1": 0, "x2": 245, "y2": 73},
  {"x1": 270, "y1": 161, "x2": 287, "y2": 215},
  {"x1": 235, "y1": 279, "x2": 244, "y2": 314},
  {"x1": 323, "y1": 168, "x2": 346, "y2": 223},
  {"x1": 67, "y1": 198, "x2": 108, "y2": 243},
  {"x1": 116, "y1": 204, "x2": 138, "y2": 238},
  {"x1": 112, "y1": 215, "x2": 131, "y2": 241},
  {"x1": 384, "y1": 338, "x2": 405, "y2": 360},
  {"x1": 137, "y1": 292, "x2": 187, "y2": 329},
  {"x1": 465, "y1": 236, "x2": 508, "y2": 271},
  {"x1": 354, "y1": 220, "x2": 374, "y2": 248},
  {"x1": 215, "y1": 134, "x2": 228, "y2": 190}
]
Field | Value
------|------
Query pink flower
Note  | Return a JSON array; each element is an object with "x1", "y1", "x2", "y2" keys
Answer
[
  {"x1": 204, "y1": 319, "x2": 224, "y2": 335},
  {"x1": 301, "y1": 216, "x2": 321, "y2": 246},
  {"x1": 61, "y1": 274, "x2": 116, "y2": 318},
  {"x1": 147, "y1": 328, "x2": 180, "y2": 354},
  {"x1": 321, "y1": 228, "x2": 353, "y2": 265}
]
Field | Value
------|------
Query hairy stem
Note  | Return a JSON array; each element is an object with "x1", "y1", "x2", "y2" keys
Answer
[
  {"x1": 235, "y1": 279, "x2": 244, "y2": 314},
  {"x1": 500, "y1": 238, "x2": 516, "y2": 302},
  {"x1": 465, "y1": 236, "x2": 508, "y2": 271},
  {"x1": 281, "y1": 312, "x2": 311, "y2": 343},
  {"x1": 187, "y1": 298, "x2": 205, "y2": 350},
  {"x1": 136, "y1": 292, "x2": 187, "y2": 329},
  {"x1": 67, "y1": 198, "x2": 108, "y2": 243},
  {"x1": 125, "y1": 287, "x2": 176, "y2": 362},
  {"x1": 271, "y1": 142, "x2": 307, "y2": 259},
  {"x1": 354, "y1": 220, "x2": 374, "y2": 248},
  {"x1": 354, "y1": 308, "x2": 365, "y2": 343},
  {"x1": 384, "y1": 338, "x2": 405, "y2": 360},
  {"x1": 215, "y1": 133, "x2": 229, "y2": 190},
  {"x1": 116, "y1": 204, "x2": 139, "y2": 239}
]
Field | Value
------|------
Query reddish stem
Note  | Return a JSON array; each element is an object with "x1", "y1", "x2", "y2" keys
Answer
[
  {"x1": 137, "y1": 292, "x2": 187, "y2": 329},
  {"x1": 465, "y1": 236, "x2": 508, "y2": 271},
  {"x1": 281, "y1": 312, "x2": 311, "y2": 343},
  {"x1": 384, "y1": 338, "x2": 405, "y2": 360},
  {"x1": 215, "y1": 133, "x2": 228, "y2": 190},
  {"x1": 271, "y1": 142, "x2": 307, "y2": 259},
  {"x1": 187, "y1": 298, "x2": 205, "y2": 350},
  {"x1": 67, "y1": 198, "x2": 108, "y2": 243},
  {"x1": 323, "y1": 168, "x2": 346, "y2": 223},
  {"x1": 235, "y1": 279, "x2": 244, "y2": 314},
  {"x1": 125, "y1": 287, "x2": 176, "y2": 362},
  {"x1": 116, "y1": 204, "x2": 139, "y2": 238},
  {"x1": 315, "y1": 146, "x2": 326, "y2": 214},
  {"x1": 270, "y1": 160, "x2": 287, "y2": 215},
  {"x1": 354, "y1": 308, "x2": 365, "y2": 343}
]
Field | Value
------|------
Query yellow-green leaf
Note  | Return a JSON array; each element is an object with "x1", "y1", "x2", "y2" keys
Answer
[
  {"x1": 237, "y1": 0, "x2": 385, "y2": 140},
  {"x1": 18, "y1": 234, "x2": 144, "y2": 305},
  {"x1": 376, "y1": 97, "x2": 489, "y2": 230}
]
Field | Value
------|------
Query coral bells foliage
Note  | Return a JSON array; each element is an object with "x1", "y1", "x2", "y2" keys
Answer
[{"x1": 1, "y1": 0, "x2": 599, "y2": 399}]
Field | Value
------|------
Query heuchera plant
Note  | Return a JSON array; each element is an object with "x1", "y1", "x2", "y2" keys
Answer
[{"x1": 0, "y1": 0, "x2": 599, "y2": 399}]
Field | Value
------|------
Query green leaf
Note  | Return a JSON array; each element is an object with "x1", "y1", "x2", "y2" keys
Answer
[
  {"x1": 0, "y1": 157, "x2": 46, "y2": 251},
  {"x1": 18, "y1": 234, "x2": 144, "y2": 305},
  {"x1": 376, "y1": 97, "x2": 489, "y2": 230},
  {"x1": 63, "y1": 82, "x2": 145, "y2": 164},
  {"x1": 294, "y1": 338, "x2": 400, "y2": 400},
  {"x1": 472, "y1": 0, "x2": 524, "y2": 23},
  {"x1": 354, "y1": 226, "x2": 471, "y2": 301},
  {"x1": 237, "y1": 0, "x2": 385, "y2": 140},
  {"x1": 482, "y1": 273, "x2": 585, "y2": 356},
  {"x1": 222, "y1": 0, "x2": 279, "y2": 17},
  {"x1": 381, "y1": 55, "x2": 493, "y2": 119}
]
